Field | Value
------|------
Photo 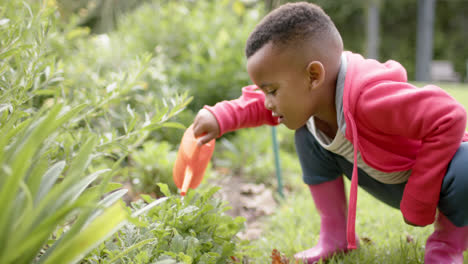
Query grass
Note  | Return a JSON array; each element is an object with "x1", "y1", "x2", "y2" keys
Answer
[
  {"x1": 245, "y1": 82, "x2": 468, "y2": 263},
  {"x1": 247, "y1": 180, "x2": 431, "y2": 263}
]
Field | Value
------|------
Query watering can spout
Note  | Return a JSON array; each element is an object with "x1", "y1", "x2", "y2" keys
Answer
[
  {"x1": 173, "y1": 125, "x2": 215, "y2": 196},
  {"x1": 180, "y1": 167, "x2": 192, "y2": 196}
]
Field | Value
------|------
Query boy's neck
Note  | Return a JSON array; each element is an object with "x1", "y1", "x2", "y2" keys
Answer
[
  {"x1": 315, "y1": 71, "x2": 339, "y2": 138},
  {"x1": 314, "y1": 117, "x2": 338, "y2": 139},
  {"x1": 314, "y1": 104, "x2": 338, "y2": 139}
]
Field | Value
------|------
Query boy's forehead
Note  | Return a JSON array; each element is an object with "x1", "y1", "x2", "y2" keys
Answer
[
  {"x1": 246, "y1": 43, "x2": 277, "y2": 74},
  {"x1": 247, "y1": 41, "x2": 310, "y2": 71},
  {"x1": 248, "y1": 42, "x2": 289, "y2": 65}
]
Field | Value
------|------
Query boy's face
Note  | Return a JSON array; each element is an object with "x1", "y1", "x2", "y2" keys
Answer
[{"x1": 247, "y1": 42, "x2": 321, "y2": 130}]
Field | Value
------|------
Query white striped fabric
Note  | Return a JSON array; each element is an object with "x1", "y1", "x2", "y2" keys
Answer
[{"x1": 307, "y1": 117, "x2": 411, "y2": 184}]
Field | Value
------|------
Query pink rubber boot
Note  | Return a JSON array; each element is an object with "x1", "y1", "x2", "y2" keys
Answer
[
  {"x1": 294, "y1": 177, "x2": 358, "y2": 264},
  {"x1": 424, "y1": 212, "x2": 468, "y2": 264}
]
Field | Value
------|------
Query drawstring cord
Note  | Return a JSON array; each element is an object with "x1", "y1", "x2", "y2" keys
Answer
[{"x1": 346, "y1": 112, "x2": 359, "y2": 250}]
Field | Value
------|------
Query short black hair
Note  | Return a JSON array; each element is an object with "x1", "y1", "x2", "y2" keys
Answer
[{"x1": 245, "y1": 2, "x2": 338, "y2": 58}]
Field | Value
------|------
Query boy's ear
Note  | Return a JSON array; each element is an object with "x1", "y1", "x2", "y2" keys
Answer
[{"x1": 306, "y1": 61, "x2": 325, "y2": 90}]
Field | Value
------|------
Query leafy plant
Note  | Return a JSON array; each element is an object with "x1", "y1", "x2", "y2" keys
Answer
[
  {"x1": 115, "y1": 0, "x2": 258, "y2": 112},
  {"x1": 0, "y1": 101, "x2": 130, "y2": 264},
  {"x1": 215, "y1": 127, "x2": 275, "y2": 184},
  {"x1": 51, "y1": 2, "x2": 194, "y2": 157},
  {"x1": 129, "y1": 140, "x2": 178, "y2": 195},
  {"x1": 0, "y1": 1, "x2": 192, "y2": 263},
  {"x1": 84, "y1": 184, "x2": 247, "y2": 264},
  {"x1": 214, "y1": 126, "x2": 300, "y2": 187},
  {"x1": 0, "y1": 2, "x2": 131, "y2": 262}
]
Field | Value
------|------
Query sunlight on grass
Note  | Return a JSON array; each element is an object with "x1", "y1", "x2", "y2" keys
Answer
[
  {"x1": 248, "y1": 180, "x2": 431, "y2": 263},
  {"x1": 247, "y1": 83, "x2": 468, "y2": 263}
]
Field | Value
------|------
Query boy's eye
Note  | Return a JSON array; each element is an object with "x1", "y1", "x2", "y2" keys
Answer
[{"x1": 267, "y1": 89, "x2": 277, "y2": 95}]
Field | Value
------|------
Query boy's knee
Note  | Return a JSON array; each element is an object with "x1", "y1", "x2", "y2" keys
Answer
[
  {"x1": 449, "y1": 143, "x2": 468, "y2": 181},
  {"x1": 439, "y1": 142, "x2": 468, "y2": 227}
]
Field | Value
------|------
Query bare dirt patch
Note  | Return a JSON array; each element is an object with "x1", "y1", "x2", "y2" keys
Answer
[{"x1": 210, "y1": 172, "x2": 279, "y2": 240}]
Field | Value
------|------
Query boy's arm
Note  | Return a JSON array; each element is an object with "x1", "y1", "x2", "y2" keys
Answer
[
  {"x1": 358, "y1": 83, "x2": 467, "y2": 226},
  {"x1": 204, "y1": 85, "x2": 280, "y2": 136}
]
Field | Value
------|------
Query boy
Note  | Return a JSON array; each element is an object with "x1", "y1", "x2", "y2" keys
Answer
[{"x1": 192, "y1": 2, "x2": 468, "y2": 263}]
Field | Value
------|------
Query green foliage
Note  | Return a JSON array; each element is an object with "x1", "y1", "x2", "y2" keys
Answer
[
  {"x1": 84, "y1": 184, "x2": 246, "y2": 264},
  {"x1": 56, "y1": 0, "x2": 149, "y2": 33},
  {"x1": 49, "y1": 1, "x2": 196, "y2": 154},
  {"x1": 0, "y1": 100, "x2": 130, "y2": 264},
  {"x1": 46, "y1": 0, "x2": 195, "y2": 192},
  {"x1": 116, "y1": 0, "x2": 258, "y2": 111},
  {"x1": 215, "y1": 127, "x2": 275, "y2": 184},
  {"x1": 0, "y1": 2, "x2": 131, "y2": 262},
  {"x1": 129, "y1": 140, "x2": 178, "y2": 195},
  {"x1": 0, "y1": 0, "x2": 192, "y2": 263},
  {"x1": 0, "y1": 0, "x2": 61, "y2": 110},
  {"x1": 214, "y1": 126, "x2": 300, "y2": 187},
  {"x1": 434, "y1": 1, "x2": 468, "y2": 81}
]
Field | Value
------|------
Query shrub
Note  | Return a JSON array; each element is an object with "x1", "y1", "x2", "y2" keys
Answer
[
  {"x1": 129, "y1": 140, "x2": 178, "y2": 196},
  {"x1": 83, "y1": 184, "x2": 246, "y2": 264},
  {"x1": 0, "y1": 1, "x2": 191, "y2": 263},
  {"x1": 0, "y1": 92, "x2": 130, "y2": 264},
  {"x1": 116, "y1": 0, "x2": 259, "y2": 111}
]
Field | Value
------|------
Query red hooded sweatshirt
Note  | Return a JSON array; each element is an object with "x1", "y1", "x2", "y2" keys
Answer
[{"x1": 204, "y1": 51, "x2": 468, "y2": 249}]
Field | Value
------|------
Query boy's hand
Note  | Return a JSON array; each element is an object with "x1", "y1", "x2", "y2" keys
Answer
[{"x1": 192, "y1": 109, "x2": 220, "y2": 145}]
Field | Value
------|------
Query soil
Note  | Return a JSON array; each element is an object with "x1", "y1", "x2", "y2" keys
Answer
[{"x1": 209, "y1": 170, "x2": 279, "y2": 241}]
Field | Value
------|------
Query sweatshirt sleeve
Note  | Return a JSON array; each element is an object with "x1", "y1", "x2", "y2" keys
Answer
[
  {"x1": 358, "y1": 82, "x2": 467, "y2": 226},
  {"x1": 203, "y1": 85, "x2": 280, "y2": 136}
]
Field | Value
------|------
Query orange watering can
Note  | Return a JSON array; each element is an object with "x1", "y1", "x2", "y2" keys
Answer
[{"x1": 173, "y1": 124, "x2": 215, "y2": 196}]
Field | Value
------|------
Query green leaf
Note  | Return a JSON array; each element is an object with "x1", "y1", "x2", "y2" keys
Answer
[
  {"x1": 25, "y1": 153, "x2": 49, "y2": 205},
  {"x1": 107, "y1": 238, "x2": 156, "y2": 263},
  {"x1": 37, "y1": 169, "x2": 109, "y2": 219},
  {"x1": 0, "y1": 46, "x2": 22, "y2": 60},
  {"x1": 81, "y1": 182, "x2": 123, "y2": 200},
  {"x1": 33, "y1": 89, "x2": 58, "y2": 96},
  {"x1": 131, "y1": 197, "x2": 168, "y2": 217},
  {"x1": 155, "y1": 258, "x2": 177, "y2": 264},
  {"x1": 0, "y1": 105, "x2": 62, "y2": 253},
  {"x1": 83, "y1": 189, "x2": 128, "y2": 227},
  {"x1": 42, "y1": 202, "x2": 129, "y2": 264},
  {"x1": 161, "y1": 122, "x2": 186, "y2": 129},
  {"x1": 170, "y1": 233, "x2": 185, "y2": 252},
  {"x1": 98, "y1": 189, "x2": 128, "y2": 208},
  {"x1": 157, "y1": 183, "x2": 171, "y2": 197},
  {"x1": 61, "y1": 135, "x2": 97, "y2": 184},
  {"x1": 34, "y1": 161, "x2": 66, "y2": 205},
  {"x1": 0, "y1": 104, "x2": 12, "y2": 114},
  {"x1": 140, "y1": 194, "x2": 154, "y2": 203}
]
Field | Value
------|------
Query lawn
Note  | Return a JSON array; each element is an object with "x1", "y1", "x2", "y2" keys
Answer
[{"x1": 246, "y1": 82, "x2": 468, "y2": 263}]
